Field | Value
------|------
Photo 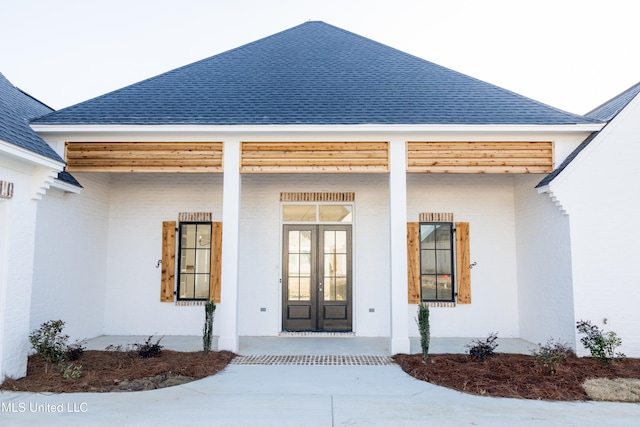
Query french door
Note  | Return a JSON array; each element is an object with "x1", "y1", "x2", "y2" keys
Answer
[{"x1": 282, "y1": 224, "x2": 352, "y2": 331}]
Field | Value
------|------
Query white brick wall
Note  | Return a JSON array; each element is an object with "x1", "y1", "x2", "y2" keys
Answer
[
  {"x1": 406, "y1": 174, "x2": 521, "y2": 338},
  {"x1": 103, "y1": 173, "x2": 223, "y2": 336},
  {"x1": 548, "y1": 95, "x2": 640, "y2": 357},
  {"x1": 513, "y1": 175, "x2": 575, "y2": 347},
  {"x1": 238, "y1": 174, "x2": 391, "y2": 337},
  {"x1": 31, "y1": 173, "x2": 112, "y2": 341},
  {"x1": 0, "y1": 160, "x2": 40, "y2": 379}
]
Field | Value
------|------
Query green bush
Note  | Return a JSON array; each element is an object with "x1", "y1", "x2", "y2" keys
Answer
[
  {"x1": 416, "y1": 303, "x2": 430, "y2": 361},
  {"x1": 576, "y1": 320, "x2": 625, "y2": 364},
  {"x1": 531, "y1": 339, "x2": 574, "y2": 374},
  {"x1": 203, "y1": 301, "x2": 217, "y2": 354},
  {"x1": 29, "y1": 320, "x2": 70, "y2": 364},
  {"x1": 62, "y1": 363, "x2": 83, "y2": 379}
]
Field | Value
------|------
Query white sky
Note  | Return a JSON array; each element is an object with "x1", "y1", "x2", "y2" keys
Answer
[{"x1": 1, "y1": 0, "x2": 639, "y2": 115}]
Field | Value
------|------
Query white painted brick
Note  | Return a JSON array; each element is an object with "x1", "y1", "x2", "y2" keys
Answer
[
  {"x1": 0, "y1": 166, "x2": 38, "y2": 379},
  {"x1": 31, "y1": 173, "x2": 111, "y2": 341},
  {"x1": 514, "y1": 175, "x2": 575, "y2": 347},
  {"x1": 550, "y1": 96, "x2": 640, "y2": 356},
  {"x1": 406, "y1": 174, "x2": 521, "y2": 338}
]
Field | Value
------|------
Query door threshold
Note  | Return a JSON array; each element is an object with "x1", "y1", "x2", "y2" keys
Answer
[{"x1": 278, "y1": 331, "x2": 355, "y2": 337}]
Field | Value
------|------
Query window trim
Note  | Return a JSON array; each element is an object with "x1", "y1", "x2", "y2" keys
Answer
[
  {"x1": 418, "y1": 221, "x2": 455, "y2": 303},
  {"x1": 177, "y1": 221, "x2": 213, "y2": 301}
]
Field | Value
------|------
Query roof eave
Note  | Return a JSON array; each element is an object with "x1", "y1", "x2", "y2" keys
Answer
[
  {"x1": 31, "y1": 123, "x2": 605, "y2": 136},
  {"x1": 0, "y1": 138, "x2": 65, "y2": 170}
]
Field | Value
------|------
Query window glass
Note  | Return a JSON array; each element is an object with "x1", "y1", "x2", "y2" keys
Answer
[
  {"x1": 194, "y1": 275, "x2": 210, "y2": 299},
  {"x1": 319, "y1": 205, "x2": 352, "y2": 222},
  {"x1": 178, "y1": 222, "x2": 212, "y2": 300},
  {"x1": 283, "y1": 205, "x2": 316, "y2": 222},
  {"x1": 287, "y1": 230, "x2": 312, "y2": 301},
  {"x1": 419, "y1": 223, "x2": 454, "y2": 302},
  {"x1": 283, "y1": 204, "x2": 353, "y2": 223}
]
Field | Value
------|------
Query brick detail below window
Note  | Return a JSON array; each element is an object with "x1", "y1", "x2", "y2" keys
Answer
[{"x1": 422, "y1": 301, "x2": 456, "y2": 308}]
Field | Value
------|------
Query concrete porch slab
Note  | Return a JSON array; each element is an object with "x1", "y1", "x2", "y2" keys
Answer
[{"x1": 84, "y1": 335, "x2": 536, "y2": 356}]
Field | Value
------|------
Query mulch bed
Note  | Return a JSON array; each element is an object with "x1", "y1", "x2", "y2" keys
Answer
[
  {"x1": 0, "y1": 350, "x2": 236, "y2": 393},
  {"x1": 4, "y1": 349, "x2": 640, "y2": 400},
  {"x1": 393, "y1": 353, "x2": 640, "y2": 401}
]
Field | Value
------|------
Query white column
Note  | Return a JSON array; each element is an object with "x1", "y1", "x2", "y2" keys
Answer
[
  {"x1": 388, "y1": 139, "x2": 410, "y2": 354},
  {"x1": 218, "y1": 139, "x2": 241, "y2": 352}
]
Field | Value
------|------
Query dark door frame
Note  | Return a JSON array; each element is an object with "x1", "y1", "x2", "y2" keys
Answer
[{"x1": 282, "y1": 224, "x2": 352, "y2": 332}]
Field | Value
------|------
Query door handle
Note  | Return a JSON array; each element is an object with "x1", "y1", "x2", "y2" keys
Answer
[{"x1": 318, "y1": 282, "x2": 323, "y2": 292}]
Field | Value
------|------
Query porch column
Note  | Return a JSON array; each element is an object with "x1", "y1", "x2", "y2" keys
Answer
[
  {"x1": 388, "y1": 139, "x2": 411, "y2": 354},
  {"x1": 218, "y1": 139, "x2": 241, "y2": 352}
]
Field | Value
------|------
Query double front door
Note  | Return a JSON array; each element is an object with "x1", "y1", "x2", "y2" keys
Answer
[{"x1": 282, "y1": 225, "x2": 352, "y2": 331}]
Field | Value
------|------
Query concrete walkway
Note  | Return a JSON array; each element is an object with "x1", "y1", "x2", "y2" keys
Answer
[{"x1": 2, "y1": 336, "x2": 639, "y2": 426}]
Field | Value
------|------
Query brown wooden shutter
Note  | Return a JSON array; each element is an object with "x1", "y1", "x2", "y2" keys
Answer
[
  {"x1": 161, "y1": 221, "x2": 176, "y2": 302},
  {"x1": 455, "y1": 222, "x2": 471, "y2": 304},
  {"x1": 209, "y1": 222, "x2": 222, "y2": 303},
  {"x1": 407, "y1": 222, "x2": 421, "y2": 304}
]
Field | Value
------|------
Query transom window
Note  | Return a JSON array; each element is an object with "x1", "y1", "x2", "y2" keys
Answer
[
  {"x1": 282, "y1": 204, "x2": 353, "y2": 223},
  {"x1": 420, "y1": 222, "x2": 454, "y2": 302},
  {"x1": 178, "y1": 222, "x2": 212, "y2": 300}
]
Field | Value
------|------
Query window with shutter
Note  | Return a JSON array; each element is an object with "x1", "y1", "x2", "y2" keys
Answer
[
  {"x1": 160, "y1": 220, "x2": 222, "y2": 303},
  {"x1": 407, "y1": 220, "x2": 471, "y2": 304}
]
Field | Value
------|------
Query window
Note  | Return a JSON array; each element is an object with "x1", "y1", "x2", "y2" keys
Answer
[
  {"x1": 177, "y1": 222, "x2": 212, "y2": 300},
  {"x1": 419, "y1": 223, "x2": 454, "y2": 302},
  {"x1": 407, "y1": 220, "x2": 470, "y2": 305},
  {"x1": 282, "y1": 204, "x2": 353, "y2": 223}
]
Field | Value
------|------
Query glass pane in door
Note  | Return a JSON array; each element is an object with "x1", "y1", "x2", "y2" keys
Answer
[
  {"x1": 323, "y1": 230, "x2": 347, "y2": 301},
  {"x1": 287, "y1": 230, "x2": 311, "y2": 301}
]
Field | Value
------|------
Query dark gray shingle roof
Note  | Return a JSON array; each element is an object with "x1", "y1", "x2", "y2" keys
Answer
[
  {"x1": 56, "y1": 170, "x2": 82, "y2": 188},
  {"x1": 34, "y1": 22, "x2": 598, "y2": 126},
  {"x1": 537, "y1": 81, "x2": 640, "y2": 188},
  {"x1": 0, "y1": 72, "x2": 63, "y2": 161},
  {"x1": 586, "y1": 81, "x2": 640, "y2": 122},
  {"x1": 536, "y1": 132, "x2": 598, "y2": 188}
]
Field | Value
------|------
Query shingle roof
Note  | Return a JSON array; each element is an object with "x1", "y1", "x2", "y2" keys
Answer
[
  {"x1": 56, "y1": 170, "x2": 82, "y2": 188},
  {"x1": 34, "y1": 22, "x2": 598, "y2": 126},
  {"x1": 536, "y1": 132, "x2": 598, "y2": 188},
  {"x1": 537, "y1": 81, "x2": 640, "y2": 188},
  {"x1": 585, "y1": 81, "x2": 640, "y2": 122},
  {"x1": 0, "y1": 72, "x2": 63, "y2": 161}
]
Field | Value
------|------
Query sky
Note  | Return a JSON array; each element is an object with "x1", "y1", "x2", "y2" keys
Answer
[{"x1": 1, "y1": 0, "x2": 639, "y2": 115}]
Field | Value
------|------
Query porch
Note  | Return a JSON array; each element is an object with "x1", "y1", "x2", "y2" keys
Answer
[{"x1": 84, "y1": 335, "x2": 536, "y2": 358}]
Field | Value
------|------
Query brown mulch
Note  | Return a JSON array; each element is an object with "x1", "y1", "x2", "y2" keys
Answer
[
  {"x1": 393, "y1": 353, "x2": 640, "y2": 401},
  {"x1": 4, "y1": 349, "x2": 640, "y2": 400},
  {"x1": 0, "y1": 350, "x2": 236, "y2": 393}
]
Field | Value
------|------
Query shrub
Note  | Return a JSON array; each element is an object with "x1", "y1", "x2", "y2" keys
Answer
[
  {"x1": 467, "y1": 332, "x2": 499, "y2": 361},
  {"x1": 29, "y1": 320, "x2": 70, "y2": 364},
  {"x1": 531, "y1": 338, "x2": 574, "y2": 374},
  {"x1": 203, "y1": 301, "x2": 217, "y2": 354},
  {"x1": 62, "y1": 364, "x2": 83, "y2": 379},
  {"x1": 576, "y1": 320, "x2": 625, "y2": 364},
  {"x1": 66, "y1": 340, "x2": 86, "y2": 361},
  {"x1": 136, "y1": 336, "x2": 163, "y2": 358},
  {"x1": 416, "y1": 303, "x2": 430, "y2": 361}
]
